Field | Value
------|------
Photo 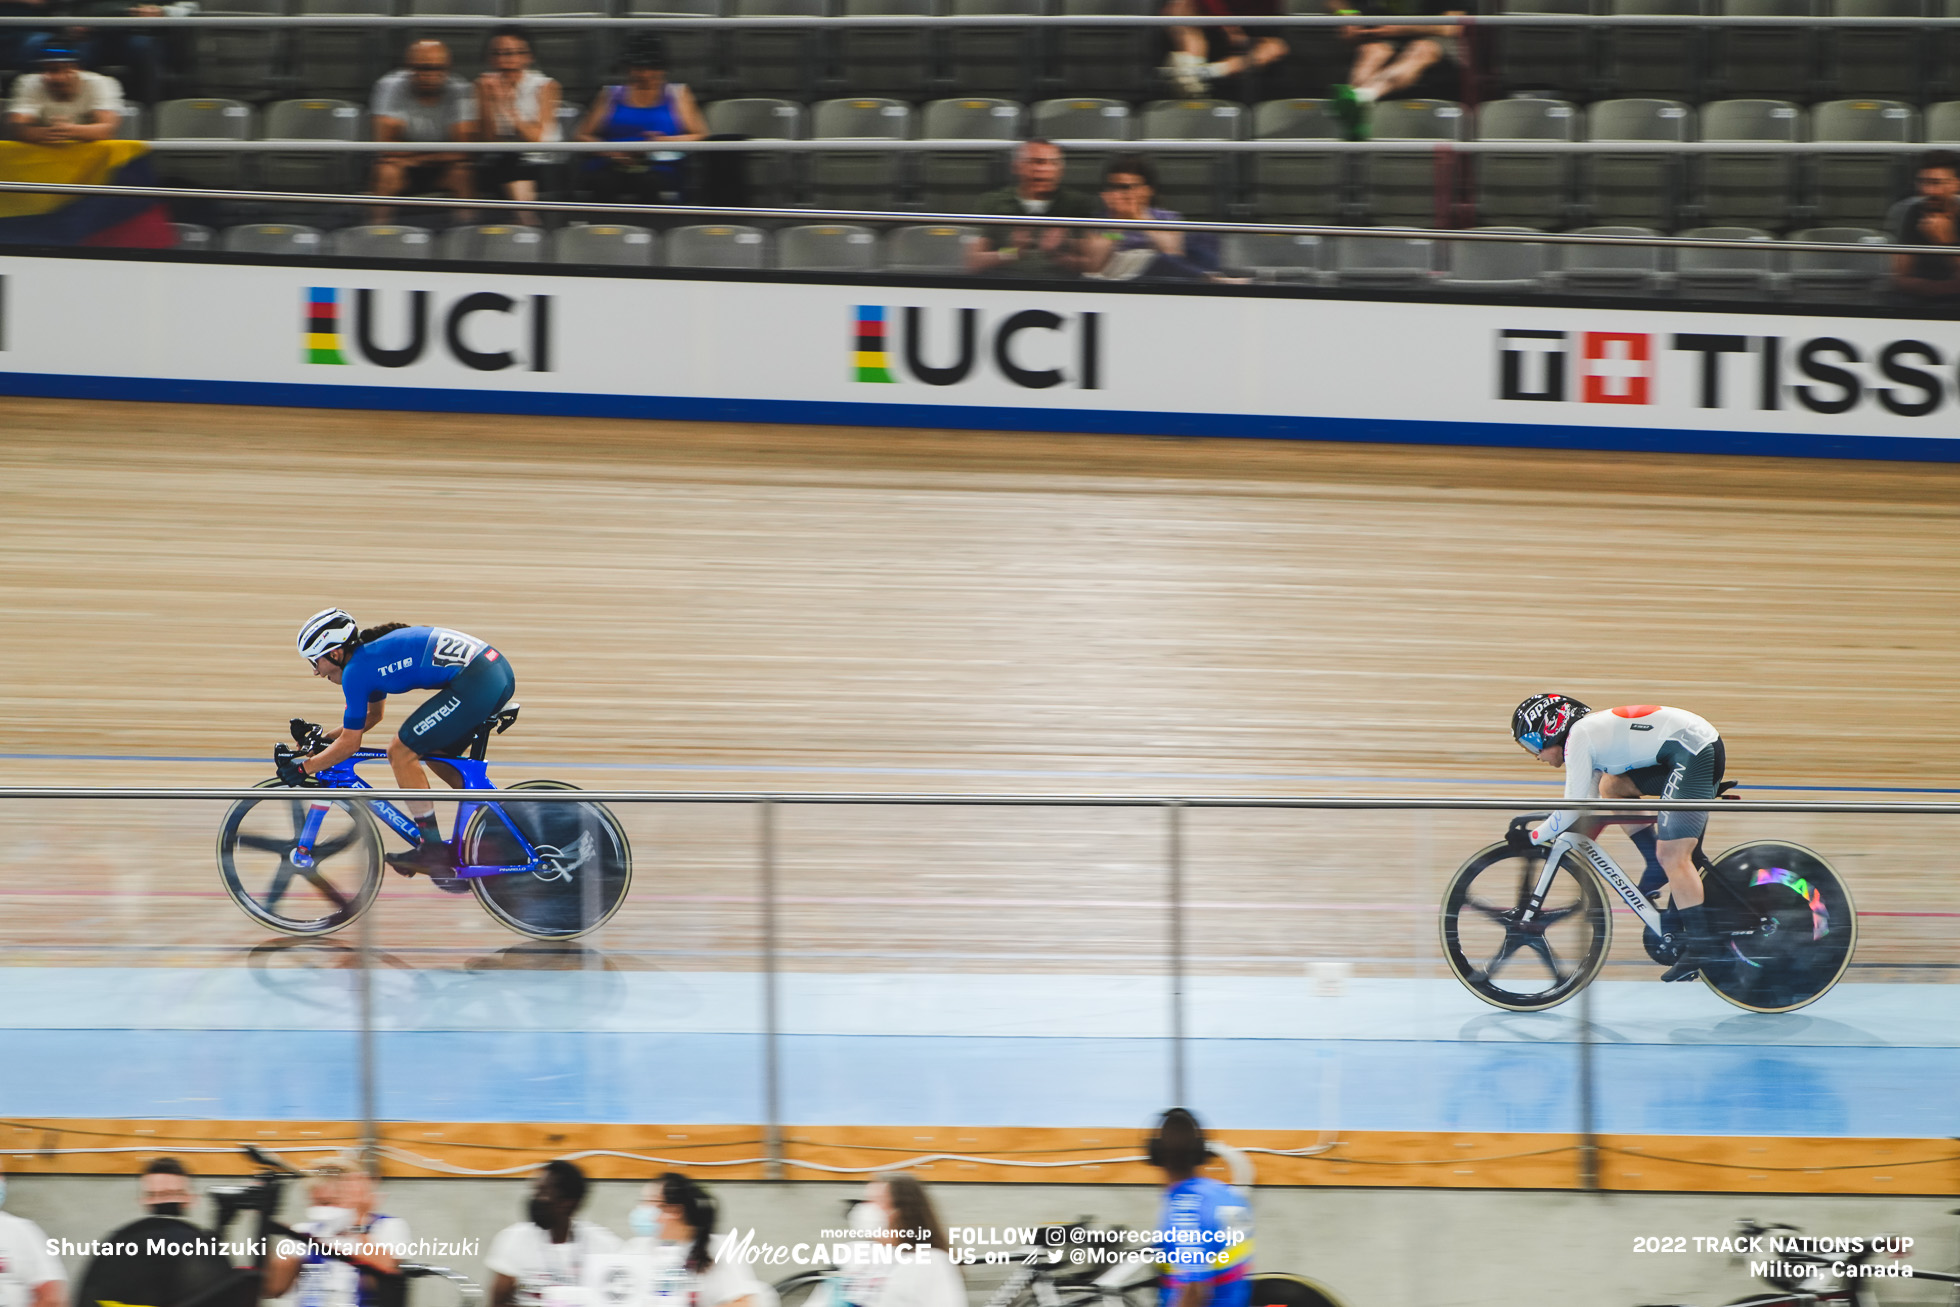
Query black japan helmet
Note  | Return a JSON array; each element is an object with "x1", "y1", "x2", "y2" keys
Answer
[{"x1": 1512, "y1": 694, "x2": 1590, "y2": 753}]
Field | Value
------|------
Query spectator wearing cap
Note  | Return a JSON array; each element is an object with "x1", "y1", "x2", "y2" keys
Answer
[
  {"x1": 73, "y1": 1159, "x2": 235, "y2": 1307},
  {"x1": 7, "y1": 45, "x2": 124, "y2": 146},
  {"x1": 0, "y1": 1158, "x2": 65, "y2": 1307},
  {"x1": 22, "y1": 7, "x2": 167, "y2": 107},
  {"x1": 370, "y1": 39, "x2": 479, "y2": 221},
  {"x1": 474, "y1": 26, "x2": 560, "y2": 221},
  {"x1": 1889, "y1": 149, "x2": 1960, "y2": 302},
  {"x1": 966, "y1": 139, "x2": 1098, "y2": 278},
  {"x1": 574, "y1": 37, "x2": 706, "y2": 205}
]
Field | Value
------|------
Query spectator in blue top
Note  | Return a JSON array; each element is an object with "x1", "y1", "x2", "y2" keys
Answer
[
  {"x1": 1148, "y1": 1109, "x2": 1252, "y2": 1307},
  {"x1": 1082, "y1": 155, "x2": 1222, "y2": 281},
  {"x1": 574, "y1": 36, "x2": 707, "y2": 205},
  {"x1": 292, "y1": 608, "x2": 516, "y2": 881}
]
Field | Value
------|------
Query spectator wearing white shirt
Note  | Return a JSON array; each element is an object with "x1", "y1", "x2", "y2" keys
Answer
[
  {"x1": 0, "y1": 1158, "x2": 65, "y2": 1307},
  {"x1": 264, "y1": 1163, "x2": 410, "y2": 1307},
  {"x1": 624, "y1": 1174, "x2": 762, "y2": 1307},
  {"x1": 864, "y1": 1175, "x2": 961, "y2": 1307},
  {"x1": 6, "y1": 46, "x2": 123, "y2": 146},
  {"x1": 488, "y1": 1162, "x2": 620, "y2": 1307}
]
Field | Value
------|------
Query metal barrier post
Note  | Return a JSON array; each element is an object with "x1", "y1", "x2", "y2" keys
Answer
[
  {"x1": 1168, "y1": 799, "x2": 1186, "y2": 1108},
  {"x1": 761, "y1": 797, "x2": 784, "y2": 1180},
  {"x1": 1578, "y1": 972, "x2": 1599, "y2": 1191},
  {"x1": 358, "y1": 831, "x2": 379, "y2": 1172}
]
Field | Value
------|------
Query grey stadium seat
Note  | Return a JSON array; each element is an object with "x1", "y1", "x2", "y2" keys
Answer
[
  {"x1": 1032, "y1": 97, "x2": 1132, "y2": 192},
  {"x1": 1674, "y1": 224, "x2": 1782, "y2": 298},
  {"x1": 624, "y1": 0, "x2": 725, "y2": 92},
  {"x1": 1138, "y1": 99, "x2": 1244, "y2": 219},
  {"x1": 1218, "y1": 230, "x2": 1321, "y2": 281},
  {"x1": 221, "y1": 223, "x2": 326, "y2": 255},
  {"x1": 727, "y1": 0, "x2": 826, "y2": 99},
  {"x1": 1583, "y1": 98, "x2": 1692, "y2": 227},
  {"x1": 703, "y1": 97, "x2": 806, "y2": 206},
  {"x1": 294, "y1": 0, "x2": 394, "y2": 103},
  {"x1": 171, "y1": 222, "x2": 216, "y2": 251},
  {"x1": 1710, "y1": 0, "x2": 1814, "y2": 102},
  {"x1": 946, "y1": 0, "x2": 1042, "y2": 100},
  {"x1": 1695, "y1": 98, "x2": 1805, "y2": 230},
  {"x1": 116, "y1": 103, "x2": 146, "y2": 140},
  {"x1": 1809, "y1": 99, "x2": 1917, "y2": 228},
  {"x1": 1053, "y1": 0, "x2": 1154, "y2": 101},
  {"x1": 1326, "y1": 230, "x2": 1438, "y2": 289},
  {"x1": 554, "y1": 224, "x2": 660, "y2": 265},
  {"x1": 1475, "y1": 97, "x2": 1579, "y2": 228},
  {"x1": 1602, "y1": 0, "x2": 1704, "y2": 101},
  {"x1": 778, "y1": 223, "x2": 881, "y2": 271},
  {"x1": 1438, "y1": 228, "x2": 1556, "y2": 291},
  {"x1": 1929, "y1": 100, "x2": 1960, "y2": 141},
  {"x1": 261, "y1": 98, "x2": 365, "y2": 193},
  {"x1": 1495, "y1": 0, "x2": 1593, "y2": 100},
  {"x1": 153, "y1": 98, "x2": 257, "y2": 190},
  {"x1": 886, "y1": 223, "x2": 979, "y2": 272},
  {"x1": 919, "y1": 98, "x2": 1024, "y2": 211},
  {"x1": 1249, "y1": 98, "x2": 1344, "y2": 223},
  {"x1": 192, "y1": 0, "x2": 289, "y2": 102},
  {"x1": 1558, "y1": 225, "x2": 1668, "y2": 295},
  {"x1": 329, "y1": 224, "x2": 436, "y2": 257},
  {"x1": 667, "y1": 223, "x2": 769, "y2": 267},
  {"x1": 440, "y1": 224, "x2": 548, "y2": 262},
  {"x1": 836, "y1": 0, "x2": 935, "y2": 100},
  {"x1": 1823, "y1": 0, "x2": 1925, "y2": 100},
  {"x1": 1784, "y1": 225, "x2": 1888, "y2": 302},
  {"x1": 1360, "y1": 98, "x2": 1466, "y2": 227},
  {"x1": 809, "y1": 97, "x2": 913, "y2": 210},
  {"x1": 515, "y1": 0, "x2": 606, "y2": 101}
]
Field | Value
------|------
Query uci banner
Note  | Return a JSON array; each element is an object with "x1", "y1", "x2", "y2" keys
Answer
[{"x1": 2, "y1": 253, "x2": 1960, "y2": 461}]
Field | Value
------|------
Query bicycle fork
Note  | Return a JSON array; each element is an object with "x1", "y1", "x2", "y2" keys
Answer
[{"x1": 289, "y1": 800, "x2": 332, "y2": 869}]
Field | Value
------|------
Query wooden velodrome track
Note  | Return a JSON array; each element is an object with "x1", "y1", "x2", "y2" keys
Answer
[{"x1": 2, "y1": 396, "x2": 1959, "y2": 977}]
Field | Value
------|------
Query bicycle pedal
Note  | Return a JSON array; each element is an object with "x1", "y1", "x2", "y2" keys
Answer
[{"x1": 428, "y1": 876, "x2": 473, "y2": 896}]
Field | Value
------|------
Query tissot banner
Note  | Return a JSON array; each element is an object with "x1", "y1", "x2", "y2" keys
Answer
[{"x1": 5, "y1": 254, "x2": 1960, "y2": 459}]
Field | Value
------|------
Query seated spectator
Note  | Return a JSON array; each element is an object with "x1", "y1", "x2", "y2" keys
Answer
[
  {"x1": 7, "y1": 45, "x2": 123, "y2": 146},
  {"x1": 1889, "y1": 149, "x2": 1960, "y2": 303},
  {"x1": 23, "y1": 7, "x2": 166, "y2": 108},
  {"x1": 1081, "y1": 154, "x2": 1221, "y2": 281},
  {"x1": 863, "y1": 1174, "x2": 963, "y2": 1307},
  {"x1": 263, "y1": 1159, "x2": 410, "y2": 1307},
  {"x1": 370, "y1": 39, "x2": 478, "y2": 222},
  {"x1": 623, "y1": 1174, "x2": 761, "y2": 1307},
  {"x1": 474, "y1": 26, "x2": 560, "y2": 222},
  {"x1": 574, "y1": 37, "x2": 706, "y2": 205},
  {"x1": 74, "y1": 1158, "x2": 238, "y2": 1307},
  {"x1": 1326, "y1": 0, "x2": 1466, "y2": 141},
  {"x1": 487, "y1": 1160, "x2": 620, "y2": 1307},
  {"x1": 0, "y1": 1158, "x2": 66, "y2": 1307},
  {"x1": 967, "y1": 139, "x2": 1097, "y2": 278},
  {"x1": 1160, "y1": 0, "x2": 1288, "y2": 100}
]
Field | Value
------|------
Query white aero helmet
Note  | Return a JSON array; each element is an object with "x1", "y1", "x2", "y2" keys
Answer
[{"x1": 297, "y1": 607, "x2": 359, "y2": 661}]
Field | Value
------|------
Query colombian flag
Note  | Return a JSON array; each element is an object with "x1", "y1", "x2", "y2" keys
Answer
[{"x1": 0, "y1": 139, "x2": 173, "y2": 248}]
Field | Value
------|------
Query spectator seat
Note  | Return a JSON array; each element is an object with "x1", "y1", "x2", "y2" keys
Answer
[
  {"x1": 809, "y1": 96, "x2": 914, "y2": 209},
  {"x1": 1218, "y1": 230, "x2": 1321, "y2": 280},
  {"x1": 778, "y1": 222, "x2": 881, "y2": 270},
  {"x1": 170, "y1": 221, "x2": 217, "y2": 250},
  {"x1": 1710, "y1": 0, "x2": 1814, "y2": 101},
  {"x1": 727, "y1": 0, "x2": 827, "y2": 100},
  {"x1": 886, "y1": 222, "x2": 978, "y2": 271},
  {"x1": 1138, "y1": 98, "x2": 1244, "y2": 219},
  {"x1": 1325, "y1": 230, "x2": 1438, "y2": 289},
  {"x1": 1928, "y1": 99, "x2": 1960, "y2": 141},
  {"x1": 1809, "y1": 99, "x2": 1917, "y2": 228},
  {"x1": 919, "y1": 97, "x2": 1023, "y2": 210},
  {"x1": 1601, "y1": 0, "x2": 1704, "y2": 100},
  {"x1": 703, "y1": 97, "x2": 806, "y2": 206},
  {"x1": 1051, "y1": 0, "x2": 1153, "y2": 102},
  {"x1": 440, "y1": 223, "x2": 548, "y2": 261},
  {"x1": 1474, "y1": 96, "x2": 1578, "y2": 228},
  {"x1": 1583, "y1": 97, "x2": 1692, "y2": 228},
  {"x1": 1823, "y1": 0, "x2": 1926, "y2": 99},
  {"x1": 1495, "y1": 0, "x2": 1594, "y2": 100},
  {"x1": 1674, "y1": 224, "x2": 1782, "y2": 297},
  {"x1": 668, "y1": 222, "x2": 769, "y2": 266},
  {"x1": 192, "y1": 0, "x2": 291, "y2": 103},
  {"x1": 553, "y1": 222, "x2": 660, "y2": 264},
  {"x1": 330, "y1": 223, "x2": 436, "y2": 256},
  {"x1": 515, "y1": 0, "x2": 607, "y2": 101},
  {"x1": 835, "y1": 0, "x2": 936, "y2": 100},
  {"x1": 1249, "y1": 97, "x2": 1344, "y2": 222},
  {"x1": 262, "y1": 98, "x2": 365, "y2": 193},
  {"x1": 1031, "y1": 96, "x2": 1131, "y2": 191},
  {"x1": 1359, "y1": 97, "x2": 1466, "y2": 227},
  {"x1": 1558, "y1": 224, "x2": 1668, "y2": 295},
  {"x1": 153, "y1": 98, "x2": 258, "y2": 190},
  {"x1": 1438, "y1": 226, "x2": 1556, "y2": 291},
  {"x1": 1695, "y1": 98, "x2": 1804, "y2": 230},
  {"x1": 945, "y1": 0, "x2": 1042, "y2": 100},
  {"x1": 1784, "y1": 224, "x2": 1889, "y2": 301},
  {"x1": 221, "y1": 222, "x2": 326, "y2": 253},
  {"x1": 294, "y1": 0, "x2": 395, "y2": 102}
]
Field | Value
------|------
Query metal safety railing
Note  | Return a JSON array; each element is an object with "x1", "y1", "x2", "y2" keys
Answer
[
  {"x1": 2, "y1": 10, "x2": 1959, "y2": 24},
  {"x1": 0, "y1": 179, "x2": 1940, "y2": 259}
]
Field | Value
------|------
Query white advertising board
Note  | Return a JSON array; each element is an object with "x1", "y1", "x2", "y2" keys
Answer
[{"x1": 3, "y1": 254, "x2": 1959, "y2": 460}]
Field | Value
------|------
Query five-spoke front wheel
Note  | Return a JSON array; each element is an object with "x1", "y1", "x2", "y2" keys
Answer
[{"x1": 1440, "y1": 841, "x2": 1610, "y2": 1012}]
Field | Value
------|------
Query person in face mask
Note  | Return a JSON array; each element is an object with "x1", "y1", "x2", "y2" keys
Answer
[
  {"x1": 74, "y1": 1158, "x2": 235, "y2": 1307},
  {"x1": 488, "y1": 1161, "x2": 621, "y2": 1307},
  {"x1": 264, "y1": 1161, "x2": 411, "y2": 1307},
  {"x1": 0, "y1": 1157, "x2": 67, "y2": 1307},
  {"x1": 623, "y1": 1174, "x2": 761, "y2": 1307}
]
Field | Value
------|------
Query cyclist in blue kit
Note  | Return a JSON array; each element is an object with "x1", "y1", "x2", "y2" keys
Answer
[
  {"x1": 1147, "y1": 1109, "x2": 1252, "y2": 1307},
  {"x1": 291, "y1": 608, "x2": 516, "y2": 881}
]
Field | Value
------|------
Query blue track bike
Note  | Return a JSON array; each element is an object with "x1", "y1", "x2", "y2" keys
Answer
[{"x1": 215, "y1": 708, "x2": 632, "y2": 940}]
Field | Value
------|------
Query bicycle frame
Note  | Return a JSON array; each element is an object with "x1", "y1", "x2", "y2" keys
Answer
[
  {"x1": 294, "y1": 748, "x2": 542, "y2": 881},
  {"x1": 1527, "y1": 829, "x2": 1666, "y2": 937}
]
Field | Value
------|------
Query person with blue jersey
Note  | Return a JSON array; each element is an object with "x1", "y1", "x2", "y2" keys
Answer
[
  {"x1": 291, "y1": 608, "x2": 516, "y2": 882},
  {"x1": 1148, "y1": 1109, "x2": 1252, "y2": 1307}
]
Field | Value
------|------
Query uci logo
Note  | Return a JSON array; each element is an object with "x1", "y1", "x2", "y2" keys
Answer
[
  {"x1": 854, "y1": 305, "x2": 1101, "y2": 390},
  {"x1": 306, "y1": 287, "x2": 552, "y2": 372}
]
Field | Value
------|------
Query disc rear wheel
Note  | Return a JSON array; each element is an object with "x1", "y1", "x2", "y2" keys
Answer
[
  {"x1": 1440, "y1": 841, "x2": 1610, "y2": 1011},
  {"x1": 1697, "y1": 841, "x2": 1856, "y2": 1013},
  {"x1": 460, "y1": 779, "x2": 632, "y2": 940}
]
